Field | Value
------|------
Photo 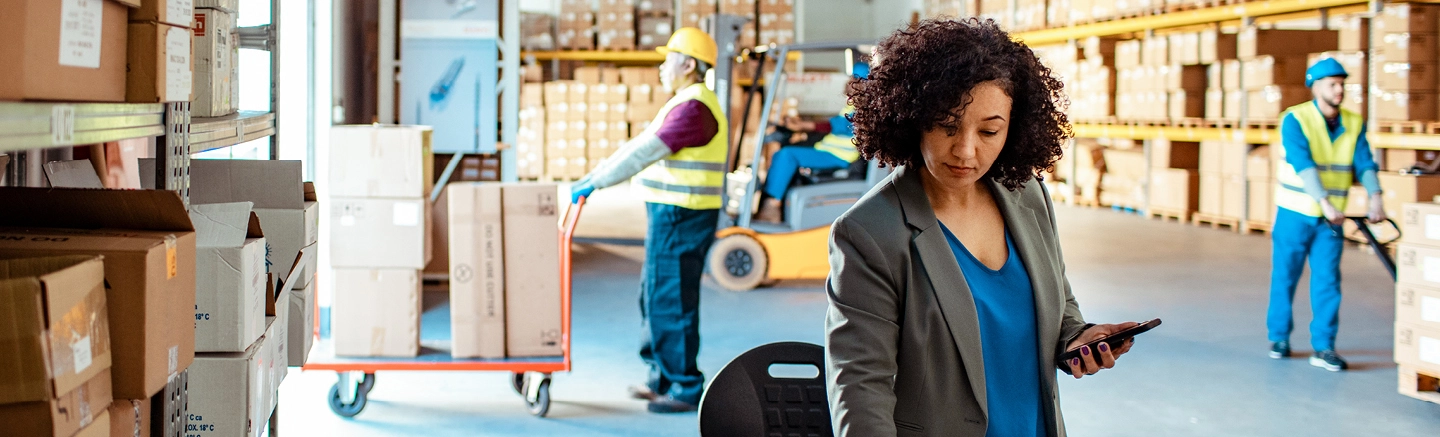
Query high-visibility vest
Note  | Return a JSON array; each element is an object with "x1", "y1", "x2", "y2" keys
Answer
[
  {"x1": 634, "y1": 83, "x2": 729, "y2": 210},
  {"x1": 815, "y1": 108, "x2": 860, "y2": 163},
  {"x1": 1274, "y1": 102, "x2": 1362, "y2": 217}
]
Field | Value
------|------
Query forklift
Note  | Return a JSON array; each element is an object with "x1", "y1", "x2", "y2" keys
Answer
[{"x1": 705, "y1": 36, "x2": 885, "y2": 291}]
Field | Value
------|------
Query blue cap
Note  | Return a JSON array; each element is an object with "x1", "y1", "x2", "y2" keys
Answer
[
  {"x1": 852, "y1": 62, "x2": 870, "y2": 80},
  {"x1": 1306, "y1": 58, "x2": 1348, "y2": 88}
]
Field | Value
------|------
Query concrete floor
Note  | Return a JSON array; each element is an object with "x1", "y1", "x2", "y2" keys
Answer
[{"x1": 277, "y1": 205, "x2": 1440, "y2": 436}]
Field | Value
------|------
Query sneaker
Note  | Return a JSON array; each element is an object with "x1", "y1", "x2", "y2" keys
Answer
[
  {"x1": 628, "y1": 385, "x2": 660, "y2": 401},
  {"x1": 646, "y1": 396, "x2": 699, "y2": 413},
  {"x1": 1269, "y1": 341, "x2": 1290, "y2": 359},
  {"x1": 1309, "y1": 350, "x2": 1348, "y2": 372}
]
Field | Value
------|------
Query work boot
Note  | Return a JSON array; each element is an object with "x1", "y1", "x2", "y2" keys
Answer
[
  {"x1": 1310, "y1": 350, "x2": 1348, "y2": 372},
  {"x1": 755, "y1": 199, "x2": 783, "y2": 223},
  {"x1": 647, "y1": 396, "x2": 699, "y2": 413},
  {"x1": 1269, "y1": 341, "x2": 1290, "y2": 359},
  {"x1": 628, "y1": 385, "x2": 660, "y2": 401}
]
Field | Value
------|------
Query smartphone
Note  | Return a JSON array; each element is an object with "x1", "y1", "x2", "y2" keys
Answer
[{"x1": 1057, "y1": 318, "x2": 1161, "y2": 368}]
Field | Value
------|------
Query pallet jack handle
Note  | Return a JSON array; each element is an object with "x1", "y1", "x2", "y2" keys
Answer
[
  {"x1": 1343, "y1": 216, "x2": 1400, "y2": 282},
  {"x1": 559, "y1": 197, "x2": 584, "y2": 369}
]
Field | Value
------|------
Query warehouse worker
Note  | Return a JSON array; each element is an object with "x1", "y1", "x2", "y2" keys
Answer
[
  {"x1": 755, "y1": 64, "x2": 868, "y2": 223},
  {"x1": 568, "y1": 27, "x2": 726, "y2": 413},
  {"x1": 1267, "y1": 58, "x2": 1384, "y2": 372}
]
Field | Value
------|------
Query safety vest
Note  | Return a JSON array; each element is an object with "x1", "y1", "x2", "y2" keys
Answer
[
  {"x1": 815, "y1": 107, "x2": 860, "y2": 163},
  {"x1": 634, "y1": 83, "x2": 729, "y2": 210},
  {"x1": 1274, "y1": 102, "x2": 1362, "y2": 217}
]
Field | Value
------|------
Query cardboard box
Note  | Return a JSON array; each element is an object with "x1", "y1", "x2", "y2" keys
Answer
[
  {"x1": 543, "y1": 81, "x2": 572, "y2": 106},
  {"x1": 0, "y1": 370, "x2": 112, "y2": 437},
  {"x1": 1222, "y1": 60, "x2": 1241, "y2": 90},
  {"x1": 574, "y1": 67, "x2": 602, "y2": 85},
  {"x1": 187, "y1": 159, "x2": 318, "y2": 289},
  {"x1": 1221, "y1": 177, "x2": 1246, "y2": 218},
  {"x1": 1199, "y1": 173, "x2": 1223, "y2": 216},
  {"x1": 1377, "y1": 32, "x2": 1439, "y2": 63},
  {"x1": 188, "y1": 203, "x2": 267, "y2": 353},
  {"x1": 1402, "y1": 202, "x2": 1440, "y2": 248},
  {"x1": 131, "y1": 0, "x2": 194, "y2": 27},
  {"x1": 332, "y1": 268, "x2": 421, "y2": 357},
  {"x1": 448, "y1": 183, "x2": 507, "y2": 359},
  {"x1": 1205, "y1": 88, "x2": 1224, "y2": 119},
  {"x1": 502, "y1": 184, "x2": 563, "y2": 357},
  {"x1": 1386, "y1": 149, "x2": 1440, "y2": 172},
  {"x1": 1249, "y1": 85, "x2": 1311, "y2": 120},
  {"x1": 126, "y1": 21, "x2": 193, "y2": 103},
  {"x1": 329, "y1": 197, "x2": 429, "y2": 269},
  {"x1": 1374, "y1": 91, "x2": 1438, "y2": 121},
  {"x1": 0, "y1": 188, "x2": 197, "y2": 399},
  {"x1": 1376, "y1": 3, "x2": 1440, "y2": 34},
  {"x1": 1382, "y1": 174, "x2": 1440, "y2": 218},
  {"x1": 1396, "y1": 364, "x2": 1440, "y2": 404},
  {"x1": 1223, "y1": 89, "x2": 1244, "y2": 121},
  {"x1": 286, "y1": 280, "x2": 315, "y2": 366},
  {"x1": 1399, "y1": 243, "x2": 1440, "y2": 289},
  {"x1": 0, "y1": 0, "x2": 128, "y2": 102},
  {"x1": 620, "y1": 67, "x2": 661, "y2": 87},
  {"x1": 108, "y1": 398, "x2": 150, "y2": 437},
  {"x1": 188, "y1": 337, "x2": 270, "y2": 437},
  {"x1": 1394, "y1": 322, "x2": 1440, "y2": 373},
  {"x1": 1248, "y1": 178, "x2": 1274, "y2": 223},
  {"x1": 569, "y1": 83, "x2": 590, "y2": 104},
  {"x1": 192, "y1": 7, "x2": 236, "y2": 116},
  {"x1": 1376, "y1": 62, "x2": 1438, "y2": 92},
  {"x1": 1166, "y1": 64, "x2": 1207, "y2": 91},
  {"x1": 1247, "y1": 146, "x2": 1272, "y2": 181},
  {"x1": 1242, "y1": 56, "x2": 1307, "y2": 89},
  {"x1": 1237, "y1": 28, "x2": 1338, "y2": 60},
  {"x1": 1200, "y1": 30, "x2": 1237, "y2": 64},
  {"x1": 1150, "y1": 168, "x2": 1199, "y2": 212},
  {"x1": 638, "y1": 15, "x2": 674, "y2": 50},
  {"x1": 260, "y1": 317, "x2": 285, "y2": 410},
  {"x1": 1168, "y1": 89, "x2": 1204, "y2": 120},
  {"x1": 1397, "y1": 283, "x2": 1440, "y2": 327},
  {"x1": 0, "y1": 255, "x2": 111, "y2": 405},
  {"x1": 1337, "y1": 15, "x2": 1369, "y2": 51},
  {"x1": 328, "y1": 125, "x2": 435, "y2": 198}
]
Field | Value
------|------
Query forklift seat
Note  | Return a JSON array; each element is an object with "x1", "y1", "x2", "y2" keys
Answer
[{"x1": 795, "y1": 159, "x2": 867, "y2": 186}]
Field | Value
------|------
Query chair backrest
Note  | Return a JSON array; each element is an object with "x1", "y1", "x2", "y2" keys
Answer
[{"x1": 698, "y1": 342, "x2": 833, "y2": 437}]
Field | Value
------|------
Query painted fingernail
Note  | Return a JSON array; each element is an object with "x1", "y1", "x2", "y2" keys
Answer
[
  {"x1": 1099, "y1": 342, "x2": 1110, "y2": 352},
  {"x1": 1071, "y1": 358, "x2": 1080, "y2": 367},
  {"x1": 1081, "y1": 346, "x2": 1091, "y2": 356}
]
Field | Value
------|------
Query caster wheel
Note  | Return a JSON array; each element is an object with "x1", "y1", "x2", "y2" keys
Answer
[
  {"x1": 359, "y1": 373, "x2": 376, "y2": 395},
  {"x1": 707, "y1": 234, "x2": 768, "y2": 292},
  {"x1": 511, "y1": 372, "x2": 525, "y2": 396},
  {"x1": 328, "y1": 383, "x2": 367, "y2": 417},
  {"x1": 525, "y1": 378, "x2": 552, "y2": 417}
]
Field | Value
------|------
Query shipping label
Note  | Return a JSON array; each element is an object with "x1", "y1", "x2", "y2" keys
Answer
[{"x1": 59, "y1": 0, "x2": 104, "y2": 68}]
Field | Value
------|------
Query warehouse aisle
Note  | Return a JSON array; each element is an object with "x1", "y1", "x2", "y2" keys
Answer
[{"x1": 278, "y1": 205, "x2": 1440, "y2": 436}]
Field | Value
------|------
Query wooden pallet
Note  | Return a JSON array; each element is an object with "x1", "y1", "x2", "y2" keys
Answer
[
  {"x1": 1244, "y1": 220, "x2": 1272, "y2": 234},
  {"x1": 1206, "y1": 119, "x2": 1238, "y2": 129},
  {"x1": 1245, "y1": 119, "x2": 1279, "y2": 130},
  {"x1": 1150, "y1": 207, "x2": 1192, "y2": 223},
  {"x1": 1121, "y1": 119, "x2": 1169, "y2": 127},
  {"x1": 1378, "y1": 120, "x2": 1427, "y2": 134},
  {"x1": 1171, "y1": 117, "x2": 1205, "y2": 128},
  {"x1": 1192, "y1": 213, "x2": 1242, "y2": 231},
  {"x1": 1428, "y1": 122, "x2": 1440, "y2": 135},
  {"x1": 1398, "y1": 365, "x2": 1440, "y2": 406}
]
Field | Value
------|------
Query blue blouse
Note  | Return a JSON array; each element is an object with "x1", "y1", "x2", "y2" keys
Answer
[{"x1": 940, "y1": 224, "x2": 1047, "y2": 437}]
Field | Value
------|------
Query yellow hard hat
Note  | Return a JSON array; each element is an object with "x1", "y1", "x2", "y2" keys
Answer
[{"x1": 657, "y1": 27, "x2": 718, "y2": 67}]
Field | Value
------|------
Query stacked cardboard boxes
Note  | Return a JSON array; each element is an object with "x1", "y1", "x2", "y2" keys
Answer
[
  {"x1": 1395, "y1": 201, "x2": 1440, "y2": 404},
  {"x1": 1237, "y1": 27, "x2": 1338, "y2": 120},
  {"x1": 0, "y1": 188, "x2": 200, "y2": 437},
  {"x1": 543, "y1": 80, "x2": 593, "y2": 180},
  {"x1": 758, "y1": 0, "x2": 796, "y2": 46},
  {"x1": 1071, "y1": 38, "x2": 1115, "y2": 121},
  {"x1": 0, "y1": 0, "x2": 129, "y2": 102},
  {"x1": 521, "y1": 67, "x2": 667, "y2": 180},
  {"x1": 559, "y1": 0, "x2": 597, "y2": 50},
  {"x1": 1198, "y1": 140, "x2": 1250, "y2": 219},
  {"x1": 926, "y1": 0, "x2": 967, "y2": 18},
  {"x1": 328, "y1": 125, "x2": 435, "y2": 357},
  {"x1": 1099, "y1": 146, "x2": 1145, "y2": 208},
  {"x1": 1373, "y1": 3, "x2": 1440, "y2": 122},
  {"x1": 680, "y1": 0, "x2": 719, "y2": 29},
  {"x1": 721, "y1": 0, "x2": 759, "y2": 49},
  {"x1": 521, "y1": 12, "x2": 557, "y2": 51},
  {"x1": 1245, "y1": 145, "x2": 1275, "y2": 227},
  {"x1": 979, "y1": 0, "x2": 1011, "y2": 29},
  {"x1": 1308, "y1": 51, "x2": 1369, "y2": 116},
  {"x1": 127, "y1": 0, "x2": 195, "y2": 103},
  {"x1": 1148, "y1": 139, "x2": 1202, "y2": 217},
  {"x1": 519, "y1": 83, "x2": 548, "y2": 179},
  {"x1": 638, "y1": 3, "x2": 676, "y2": 50},
  {"x1": 447, "y1": 183, "x2": 566, "y2": 358},
  {"x1": 0, "y1": 256, "x2": 114, "y2": 437},
  {"x1": 598, "y1": 0, "x2": 638, "y2": 50},
  {"x1": 194, "y1": 0, "x2": 241, "y2": 117}
]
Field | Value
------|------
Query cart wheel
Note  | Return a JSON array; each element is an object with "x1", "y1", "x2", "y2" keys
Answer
[
  {"x1": 328, "y1": 382, "x2": 367, "y2": 417},
  {"x1": 359, "y1": 373, "x2": 376, "y2": 395},
  {"x1": 512, "y1": 372, "x2": 528, "y2": 396},
  {"x1": 707, "y1": 234, "x2": 768, "y2": 292},
  {"x1": 525, "y1": 378, "x2": 552, "y2": 417}
]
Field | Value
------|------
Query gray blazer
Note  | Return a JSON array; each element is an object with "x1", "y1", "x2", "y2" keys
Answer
[{"x1": 825, "y1": 165, "x2": 1089, "y2": 437}]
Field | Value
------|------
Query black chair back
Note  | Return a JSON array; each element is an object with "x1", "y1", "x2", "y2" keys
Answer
[{"x1": 698, "y1": 342, "x2": 833, "y2": 437}]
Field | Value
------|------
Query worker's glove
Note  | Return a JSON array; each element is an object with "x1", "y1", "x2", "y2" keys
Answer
[{"x1": 571, "y1": 182, "x2": 595, "y2": 204}]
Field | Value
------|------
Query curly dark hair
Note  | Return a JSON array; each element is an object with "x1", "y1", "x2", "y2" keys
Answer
[{"x1": 847, "y1": 18, "x2": 1071, "y2": 190}]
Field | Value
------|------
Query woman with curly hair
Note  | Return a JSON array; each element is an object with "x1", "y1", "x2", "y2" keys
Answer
[{"x1": 824, "y1": 18, "x2": 1142, "y2": 436}]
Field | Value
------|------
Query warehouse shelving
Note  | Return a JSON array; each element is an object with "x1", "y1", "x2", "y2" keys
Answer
[
  {"x1": 1012, "y1": 0, "x2": 1373, "y2": 45},
  {"x1": 191, "y1": 111, "x2": 279, "y2": 154},
  {"x1": 522, "y1": 49, "x2": 803, "y2": 63},
  {"x1": 0, "y1": 102, "x2": 166, "y2": 153}
]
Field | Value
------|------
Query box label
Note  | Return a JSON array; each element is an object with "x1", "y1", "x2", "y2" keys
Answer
[
  {"x1": 1428, "y1": 214, "x2": 1440, "y2": 240},
  {"x1": 169, "y1": 0, "x2": 195, "y2": 22},
  {"x1": 1427, "y1": 256, "x2": 1440, "y2": 283},
  {"x1": 165, "y1": 26, "x2": 193, "y2": 100},
  {"x1": 1423, "y1": 335, "x2": 1440, "y2": 365},
  {"x1": 394, "y1": 202, "x2": 420, "y2": 227},
  {"x1": 1425, "y1": 296, "x2": 1440, "y2": 323},
  {"x1": 59, "y1": 0, "x2": 104, "y2": 68},
  {"x1": 72, "y1": 335, "x2": 93, "y2": 373},
  {"x1": 166, "y1": 235, "x2": 179, "y2": 278}
]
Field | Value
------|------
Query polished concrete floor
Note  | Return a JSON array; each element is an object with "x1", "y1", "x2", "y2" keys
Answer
[{"x1": 277, "y1": 205, "x2": 1440, "y2": 436}]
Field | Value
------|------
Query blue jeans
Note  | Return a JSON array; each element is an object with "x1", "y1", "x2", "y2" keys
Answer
[
  {"x1": 763, "y1": 146, "x2": 849, "y2": 200},
  {"x1": 639, "y1": 202, "x2": 719, "y2": 404},
  {"x1": 1267, "y1": 208, "x2": 1345, "y2": 351}
]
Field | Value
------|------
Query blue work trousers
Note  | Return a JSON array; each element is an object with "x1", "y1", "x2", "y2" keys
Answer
[
  {"x1": 639, "y1": 202, "x2": 719, "y2": 405},
  {"x1": 1267, "y1": 208, "x2": 1345, "y2": 351},
  {"x1": 763, "y1": 146, "x2": 849, "y2": 200}
]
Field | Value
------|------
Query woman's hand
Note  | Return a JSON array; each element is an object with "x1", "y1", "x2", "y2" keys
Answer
[{"x1": 1063, "y1": 322, "x2": 1138, "y2": 379}]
